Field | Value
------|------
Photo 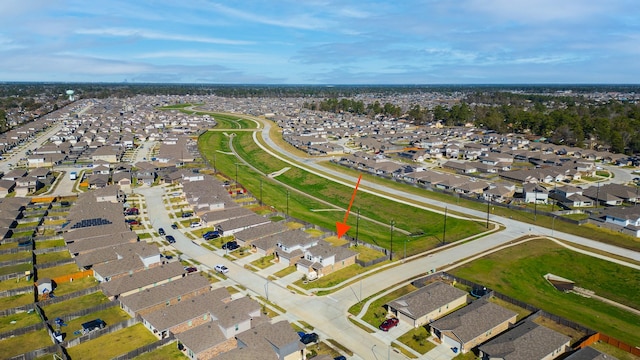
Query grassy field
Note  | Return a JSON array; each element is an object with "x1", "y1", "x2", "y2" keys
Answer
[
  {"x1": 41, "y1": 291, "x2": 110, "y2": 318},
  {"x1": 321, "y1": 161, "x2": 640, "y2": 252},
  {"x1": 58, "y1": 306, "x2": 131, "y2": 342},
  {"x1": 36, "y1": 262, "x2": 80, "y2": 279},
  {"x1": 0, "y1": 305, "x2": 41, "y2": 333},
  {"x1": 198, "y1": 130, "x2": 486, "y2": 255},
  {"x1": 0, "y1": 328, "x2": 52, "y2": 359},
  {"x1": 66, "y1": 323, "x2": 156, "y2": 360},
  {"x1": 0, "y1": 250, "x2": 31, "y2": 262},
  {"x1": 450, "y1": 240, "x2": 640, "y2": 345},
  {"x1": 36, "y1": 250, "x2": 71, "y2": 264},
  {"x1": 133, "y1": 343, "x2": 187, "y2": 360}
]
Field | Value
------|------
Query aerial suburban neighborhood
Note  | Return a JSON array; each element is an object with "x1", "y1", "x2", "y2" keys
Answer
[{"x1": 0, "y1": 86, "x2": 638, "y2": 360}]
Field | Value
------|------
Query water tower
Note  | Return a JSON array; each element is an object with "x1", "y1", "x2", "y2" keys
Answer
[{"x1": 66, "y1": 90, "x2": 75, "y2": 101}]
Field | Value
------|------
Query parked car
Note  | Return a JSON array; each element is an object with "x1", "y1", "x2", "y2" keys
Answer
[
  {"x1": 124, "y1": 208, "x2": 139, "y2": 215},
  {"x1": 300, "y1": 332, "x2": 319, "y2": 344},
  {"x1": 334, "y1": 356, "x2": 347, "y2": 360},
  {"x1": 126, "y1": 219, "x2": 139, "y2": 225},
  {"x1": 222, "y1": 241, "x2": 239, "y2": 250},
  {"x1": 214, "y1": 264, "x2": 229, "y2": 274},
  {"x1": 190, "y1": 221, "x2": 202, "y2": 228},
  {"x1": 166, "y1": 235, "x2": 176, "y2": 244},
  {"x1": 203, "y1": 231, "x2": 220, "y2": 240},
  {"x1": 181, "y1": 212, "x2": 193, "y2": 218},
  {"x1": 171, "y1": 223, "x2": 178, "y2": 229},
  {"x1": 158, "y1": 228, "x2": 165, "y2": 236},
  {"x1": 379, "y1": 318, "x2": 399, "y2": 331},
  {"x1": 184, "y1": 267, "x2": 197, "y2": 273}
]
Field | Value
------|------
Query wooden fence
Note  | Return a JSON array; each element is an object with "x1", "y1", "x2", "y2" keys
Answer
[{"x1": 51, "y1": 269, "x2": 94, "y2": 284}]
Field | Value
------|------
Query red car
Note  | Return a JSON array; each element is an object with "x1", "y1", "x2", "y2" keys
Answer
[{"x1": 379, "y1": 318, "x2": 399, "y2": 331}]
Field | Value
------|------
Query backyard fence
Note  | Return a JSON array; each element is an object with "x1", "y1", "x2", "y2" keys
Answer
[
  {"x1": 63, "y1": 317, "x2": 139, "y2": 348},
  {"x1": 111, "y1": 335, "x2": 176, "y2": 360}
]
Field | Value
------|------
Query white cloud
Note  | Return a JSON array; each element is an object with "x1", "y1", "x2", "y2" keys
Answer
[{"x1": 75, "y1": 27, "x2": 253, "y2": 45}]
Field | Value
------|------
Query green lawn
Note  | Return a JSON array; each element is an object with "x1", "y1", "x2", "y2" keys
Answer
[
  {"x1": 35, "y1": 239, "x2": 66, "y2": 248},
  {"x1": 41, "y1": 291, "x2": 110, "y2": 319},
  {"x1": 36, "y1": 251, "x2": 71, "y2": 264},
  {"x1": 36, "y1": 263, "x2": 80, "y2": 279},
  {"x1": 198, "y1": 130, "x2": 486, "y2": 255},
  {"x1": 359, "y1": 284, "x2": 418, "y2": 327},
  {"x1": 0, "y1": 263, "x2": 32, "y2": 276},
  {"x1": 132, "y1": 343, "x2": 187, "y2": 360},
  {"x1": 0, "y1": 328, "x2": 52, "y2": 359},
  {"x1": 0, "y1": 250, "x2": 31, "y2": 262},
  {"x1": 250, "y1": 254, "x2": 276, "y2": 269},
  {"x1": 0, "y1": 289, "x2": 33, "y2": 314},
  {"x1": 58, "y1": 306, "x2": 131, "y2": 342},
  {"x1": 0, "y1": 309, "x2": 42, "y2": 333},
  {"x1": 294, "y1": 263, "x2": 390, "y2": 292},
  {"x1": 66, "y1": 323, "x2": 156, "y2": 360},
  {"x1": 396, "y1": 326, "x2": 436, "y2": 354},
  {"x1": 450, "y1": 240, "x2": 640, "y2": 345}
]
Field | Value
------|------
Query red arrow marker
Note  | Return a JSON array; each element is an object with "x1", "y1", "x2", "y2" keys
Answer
[{"x1": 336, "y1": 174, "x2": 362, "y2": 238}]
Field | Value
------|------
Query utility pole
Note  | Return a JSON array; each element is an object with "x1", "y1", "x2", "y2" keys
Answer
[
  {"x1": 286, "y1": 190, "x2": 289, "y2": 217},
  {"x1": 443, "y1": 206, "x2": 448, "y2": 245},
  {"x1": 595, "y1": 181, "x2": 600, "y2": 208},
  {"x1": 534, "y1": 188, "x2": 538, "y2": 221},
  {"x1": 260, "y1": 178, "x2": 263, "y2": 206},
  {"x1": 355, "y1": 208, "x2": 360, "y2": 247},
  {"x1": 235, "y1": 162, "x2": 239, "y2": 186},
  {"x1": 389, "y1": 220, "x2": 395, "y2": 261},
  {"x1": 213, "y1": 153, "x2": 216, "y2": 173},
  {"x1": 486, "y1": 195, "x2": 491, "y2": 228}
]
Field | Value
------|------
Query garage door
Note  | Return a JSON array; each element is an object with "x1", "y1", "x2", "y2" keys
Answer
[{"x1": 442, "y1": 334, "x2": 461, "y2": 349}]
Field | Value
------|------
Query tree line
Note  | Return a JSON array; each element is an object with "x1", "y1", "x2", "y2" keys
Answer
[{"x1": 305, "y1": 92, "x2": 640, "y2": 154}]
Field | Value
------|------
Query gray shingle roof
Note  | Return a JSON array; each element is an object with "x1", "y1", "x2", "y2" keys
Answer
[
  {"x1": 430, "y1": 299, "x2": 517, "y2": 343},
  {"x1": 387, "y1": 282, "x2": 468, "y2": 320},
  {"x1": 478, "y1": 320, "x2": 571, "y2": 360}
]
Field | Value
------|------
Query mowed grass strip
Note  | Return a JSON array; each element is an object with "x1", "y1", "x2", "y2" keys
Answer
[
  {"x1": 450, "y1": 239, "x2": 640, "y2": 345},
  {"x1": 199, "y1": 130, "x2": 485, "y2": 255},
  {"x1": 66, "y1": 323, "x2": 156, "y2": 360}
]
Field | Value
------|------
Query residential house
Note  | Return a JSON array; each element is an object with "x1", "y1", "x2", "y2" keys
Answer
[
  {"x1": 550, "y1": 185, "x2": 593, "y2": 208},
  {"x1": 386, "y1": 282, "x2": 468, "y2": 328},
  {"x1": 295, "y1": 240, "x2": 357, "y2": 277},
  {"x1": 119, "y1": 275, "x2": 215, "y2": 317},
  {"x1": 429, "y1": 299, "x2": 518, "y2": 353},
  {"x1": 231, "y1": 320, "x2": 305, "y2": 360},
  {"x1": 92, "y1": 243, "x2": 161, "y2": 282},
  {"x1": 478, "y1": 320, "x2": 571, "y2": 360},
  {"x1": 175, "y1": 322, "x2": 237, "y2": 360},
  {"x1": 564, "y1": 347, "x2": 619, "y2": 360},
  {"x1": 523, "y1": 183, "x2": 549, "y2": 204},
  {"x1": 443, "y1": 160, "x2": 478, "y2": 174},
  {"x1": 100, "y1": 261, "x2": 185, "y2": 300},
  {"x1": 603, "y1": 207, "x2": 640, "y2": 237}
]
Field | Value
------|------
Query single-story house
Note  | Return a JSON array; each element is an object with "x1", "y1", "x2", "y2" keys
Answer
[
  {"x1": 429, "y1": 299, "x2": 518, "y2": 354},
  {"x1": 386, "y1": 281, "x2": 468, "y2": 328}
]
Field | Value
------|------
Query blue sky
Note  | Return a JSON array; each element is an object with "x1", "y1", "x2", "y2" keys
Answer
[{"x1": 0, "y1": 0, "x2": 638, "y2": 84}]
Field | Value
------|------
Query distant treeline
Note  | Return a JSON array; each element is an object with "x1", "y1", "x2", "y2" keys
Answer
[{"x1": 306, "y1": 92, "x2": 640, "y2": 154}]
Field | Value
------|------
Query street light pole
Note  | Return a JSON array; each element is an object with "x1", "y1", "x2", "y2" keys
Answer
[
  {"x1": 486, "y1": 195, "x2": 491, "y2": 228},
  {"x1": 443, "y1": 206, "x2": 448, "y2": 245},
  {"x1": 389, "y1": 220, "x2": 395, "y2": 261},
  {"x1": 355, "y1": 208, "x2": 360, "y2": 247},
  {"x1": 235, "y1": 162, "x2": 239, "y2": 186}
]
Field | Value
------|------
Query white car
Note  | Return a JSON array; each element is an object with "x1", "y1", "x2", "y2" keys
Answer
[
  {"x1": 214, "y1": 264, "x2": 229, "y2": 274},
  {"x1": 190, "y1": 222, "x2": 202, "y2": 228}
]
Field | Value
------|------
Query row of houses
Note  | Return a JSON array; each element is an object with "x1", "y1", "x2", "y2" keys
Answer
[
  {"x1": 177, "y1": 174, "x2": 359, "y2": 278},
  {"x1": 61, "y1": 185, "x2": 307, "y2": 360},
  {"x1": 384, "y1": 281, "x2": 615, "y2": 359}
]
